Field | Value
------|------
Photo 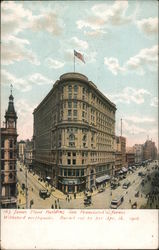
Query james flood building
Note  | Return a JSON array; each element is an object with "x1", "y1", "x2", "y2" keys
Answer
[
  {"x1": 33, "y1": 72, "x2": 116, "y2": 193},
  {"x1": 0, "y1": 92, "x2": 18, "y2": 208}
]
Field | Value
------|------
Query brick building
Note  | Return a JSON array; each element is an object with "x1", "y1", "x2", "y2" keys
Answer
[{"x1": 33, "y1": 72, "x2": 116, "y2": 193}]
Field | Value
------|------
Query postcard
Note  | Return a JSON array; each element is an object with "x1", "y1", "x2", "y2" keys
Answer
[{"x1": 1, "y1": 0, "x2": 158, "y2": 249}]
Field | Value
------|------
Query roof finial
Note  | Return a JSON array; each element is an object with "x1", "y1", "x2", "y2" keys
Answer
[{"x1": 10, "y1": 84, "x2": 13, "y2": 95}]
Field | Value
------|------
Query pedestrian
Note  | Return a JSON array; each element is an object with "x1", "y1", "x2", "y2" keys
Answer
[
  {"x1": 70, "y1": 196, "x2": 72, "y2": 200},
  {"x1": 51, "y1": 204, "x2": 54, "y2": 209}
]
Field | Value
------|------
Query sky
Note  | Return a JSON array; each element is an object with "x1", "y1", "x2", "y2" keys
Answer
[{"x1": 1, "y1": 0, "x2": 158, "y2": 148}]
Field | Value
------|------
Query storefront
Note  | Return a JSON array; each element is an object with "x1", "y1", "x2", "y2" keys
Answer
[
  {"x1": 58, "y1": 178, "x2": 86, "y2": 194},
  {"x1": 96, "y1": 175, "x2": 111, "y2": 187}
]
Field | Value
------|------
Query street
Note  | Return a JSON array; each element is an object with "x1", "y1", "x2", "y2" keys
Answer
[{"x1": 17, "y1": 160, "x2": 159, "y2": 209}]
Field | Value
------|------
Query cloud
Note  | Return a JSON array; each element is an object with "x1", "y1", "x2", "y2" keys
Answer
[
  {"x1": 123, "y1": 115, "x2": 155, "y2": 123},
  {"x1": 59, "y1": 37, "x2": 96, "y2": 64},
  {"x1": 15, "y1": 99, "x2": 37, "y2": 140},
  {"x1": 84, "y1": 29, "x2": 107, "y2": 37},
  {"x1": 1, "y1": 69, "x2": 51, "y2": 92},
  {"x1": 104, "y1": 57, "x2": 125, "y2": 75},
  {"x1": 1, "y1": 36, "x2": 40, "y2": 66},
  {"x1": 71, "y1": 37, "x2": 88, "y2": 50},
  {"x1": 77, "y1": 1, "x2": 133, "y2": 34},
  {"x1": 136, "y1": 17, "x2": 158, "y2": 36},
  {"x1": 31, "y1": 12, "x2": 64, "y2": 36},
  {"x1": 92, "y1": 1, "x2": 131, "y2": 25},
  {"x1": 104, "y1": 45, "x2": 158, "y2": 75},
  {"x1": 1, "y1": 69, "x2": 31, "y2": 92},
  {"x1": 1, "y1": 1, "x2": 32, "y2": 40},
  {"x1": 1, "y1": 1, "x2": 64, "y2": 66},
  {"x1": 28, "y1": 73, "x2": 52, "y2": 85},
  {"x1": 150, "y1": 97, "x2": 158, "y2": 107},
  {"x1": 126, "y1": 45, "x2": 158, "y2": 74},
  {"x1": 108, "y1": 87, "x2": 151, "y2": 104},
  {"x1": 1, "y1": 2, "x2": 40, "y2": 66},
  {"x1": 122, "y1": 120, "x2": 147, "y2": 135},
  {"x1": 45, "y1": 58, "x2": 65, "y2": 69}
]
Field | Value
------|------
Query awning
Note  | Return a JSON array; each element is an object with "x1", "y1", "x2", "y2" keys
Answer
[
  {"x1": 96, "y1": 175, "x2": 110, "y2": 183},
  {"x1": 122, "y1": 167, "x2": 128, "y2": 172}
]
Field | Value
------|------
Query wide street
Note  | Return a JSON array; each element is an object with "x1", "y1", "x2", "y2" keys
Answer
[{"x1": 17, "y1": 160, "x2": 159, "y2": 209}]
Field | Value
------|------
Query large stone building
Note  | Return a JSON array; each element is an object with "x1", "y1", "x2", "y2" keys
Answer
[
  {"x1": 33, "y1": 72, "x2": 116, "y2": 193},
  {"x1": 1, "y1": 92, "x2": 18, "y2": 208},
  {"x1": 143, "y1": 140, "x2": 157, "y2": 161}
]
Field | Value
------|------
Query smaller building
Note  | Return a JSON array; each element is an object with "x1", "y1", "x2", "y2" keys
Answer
[
  {"x1": 25, "y1": 139, "x2": 33, "y2": 170},
  {"x1": 18, "y1": 140, "x2": 26, "y2": 164},
  {"x1": 114, "y1": 136, "x2": 126, "y2": 175},
  {"x1": 133, "y1": 144, "x2": 143, "y2": 163},
  {"x1": 126, "y1": 152, "x2": 135, "y2": 167}
]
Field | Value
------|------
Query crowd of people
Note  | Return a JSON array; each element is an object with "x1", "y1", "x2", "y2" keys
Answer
[{"x1": 145, "y1": 169, "x2": 159, "y2": 209}]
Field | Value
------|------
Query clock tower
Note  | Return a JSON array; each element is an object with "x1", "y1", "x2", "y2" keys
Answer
[
  {"x1": 5, "y1": 86, "x2": 17, "y2": 130},
  {"x1": 1, "y1": 85, "x2": 18, "y2": 208}
]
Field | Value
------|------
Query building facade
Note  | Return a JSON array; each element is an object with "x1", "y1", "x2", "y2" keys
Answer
[
  {"x1": 1, "y1": 93, "x2": 18, "y2": 208},
  {"x1": 143, "y1": 140, "x2": 157, "y2": 161},
  {"x1": 126, "y1": 152, "x2": 135, "y2": 167},
  {"x1": 33, "y1": 72, "x2": 116, "y2": 193},
  {"x1": 133, "y1": 144, "x2": 143, "y2": 163},
  {"x1": 18, "y1": 140, "x2": 26, "y2": 163},
  {"x1": 25, "y1": 139, "x2": 33, "y2": 170},
  {"x1": 114, "y1": 136, "x2": 126, "y2": 174}
]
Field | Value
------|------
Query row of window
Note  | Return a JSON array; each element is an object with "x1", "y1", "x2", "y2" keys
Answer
[
  {"x1": 1, "y1": 151, "x2": 15, "y2": 159},
  {"x1": 1, "y1": 161, "x2": 16, "y2": 170},
  {"x1": 1, "y1": 173, "x2": 16, "y2": 181},
  {"x1": 1, "y1": 140, "x2": 16, "y2": 148},
  {"x1": 62, "y1": 85, "x2": 115, "y2": 113},
  {"x1": 59, "y1": 168, "x2": 85, "y2": 177}
]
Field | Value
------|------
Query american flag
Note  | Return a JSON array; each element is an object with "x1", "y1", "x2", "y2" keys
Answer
[{"x1": 74, "y1": 50, "x2": 85, "y2": 63}]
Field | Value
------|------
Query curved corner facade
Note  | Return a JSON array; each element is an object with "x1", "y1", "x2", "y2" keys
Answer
[{"x1": 33, "y1": 72, "x2": 116, "y2": 193}]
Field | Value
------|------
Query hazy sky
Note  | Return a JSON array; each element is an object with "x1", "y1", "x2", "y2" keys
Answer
[{"x1": 1, "y1": 0, "x2": 158, "y2": 147}]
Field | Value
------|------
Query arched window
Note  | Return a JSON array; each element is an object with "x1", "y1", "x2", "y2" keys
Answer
[
  {"x1": 69, "y1": 134, "x2": 75, "y2": 147},
  {"x1": 69, "y1": 134, "x2": 75, "y2": 141}
]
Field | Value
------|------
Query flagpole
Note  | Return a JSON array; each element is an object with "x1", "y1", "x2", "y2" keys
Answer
[{"x1": 74, "y1": 51, "x2": 75, "y2": 72}]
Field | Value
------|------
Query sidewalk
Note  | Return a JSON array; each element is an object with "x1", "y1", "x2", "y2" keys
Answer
[
  {"x1": 17, "y1": 183, "x2": 26, "y2": 208},
  {"x1": 30, "y1": 171, "x2": 100, "y2": 200}
]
